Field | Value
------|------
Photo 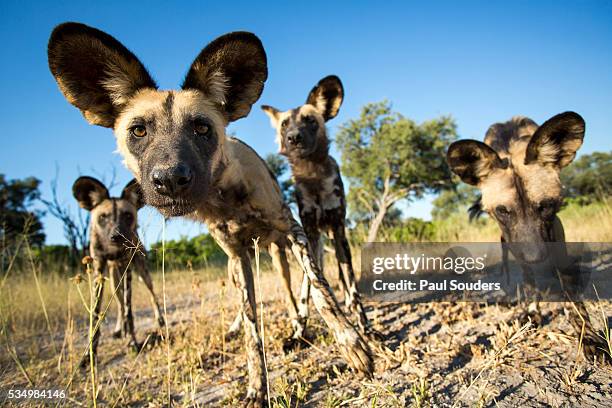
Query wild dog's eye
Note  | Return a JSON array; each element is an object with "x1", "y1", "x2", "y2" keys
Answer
[
  {"x1": 193, "y1": 120, "x2": 211, "y2": 136},
  {"x1": 130, "y1": 125, "x2": 147, "y2": 138},
  {"x1": 495, "y1": 205, "x2": 511, "y2": 217},
  {"x1": 98, "y1": 214, "x2": 109, "y2": 225},
  {"x1": 281, "y1": 119, "x2": 289, "y2": 129},
  {"x1": 304, "y1": 115, "x2": 318, "y2": 127}
]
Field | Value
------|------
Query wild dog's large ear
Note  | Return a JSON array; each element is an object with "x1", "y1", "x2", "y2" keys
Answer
[
  {"x1": 182, "y1": 32, "x2": 267, "y2": 123},
  {"x1": 525, "y1": 112, "x2": 585, "y2": 168},
  {"x1": 72, "y1": 176, "x2": 109, "y2": 211},
  {"x1": 306, "y1": 75, "x2": 344, "y2": 121},
  {"x1": 447, "y1": 140, "x2": 506, "y2": 185},
  {"x1": 261, "y1": 105, "x2": 281, "y2": 128},
  {"x1": 48, "y1": 22, "x2": 157, "y2": 128},
  {"x1": 121, "y1": 179, "x2": 145, "y2": 210}
]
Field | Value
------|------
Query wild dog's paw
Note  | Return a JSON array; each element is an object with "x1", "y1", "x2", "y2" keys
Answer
[
  {"x1": 515, "y1": 302, "x2": 544, "y2": 328},
  {"x1": 581, "y1": 333, "x2": 612, "y2": 365},
  {"x1": 224, "y1": 327, "x2": 242, "y2": 343},
  {"x1": 363, "y1": 326, "x2": 386, "y2": 343},
  {"x1": 78, "y1": 353, "x2": 96, "y2": 369},
  {"x1": 282, "y1": 335, "x2": 310, "y2": 353},
  {"x1": 244, "y1": 385, "x2": 266, "y2": 408},
  {"x1": 127, "y1": 340, "x2": 143, "y2": 354},
  {"x1": 112, "y1": 329, "x2": 123, "y2": 339},
  {"x1": 336, "y1": 327, "x2": 374, "y2": 376}
]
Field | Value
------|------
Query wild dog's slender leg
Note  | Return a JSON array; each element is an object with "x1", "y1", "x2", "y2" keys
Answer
[
  {"x1": 329, "y1": 224, "x2": 357, "y2": 309},
  {"x1": 285, "y1": 210, "x2": 373, "y2": 375},
  {"x1": 228, "y1": 253, "x2": 267, "y2": 405},
  {"x1": 296, "y1": 269, "x2": 310, "y2": 337},
  {"x1": 133, "y1": 254, "x2": 165, "y2": 329},
  {"x1": 80, "y1": 258, "x2": 106, "y2": 368},
  {"x1": 270, "y1": 242, "x2": 305, "y2": 338},
  {"x1": 226, "y1": 311, "x2": 243, "y2": 340},
  {"x1": 122, "y1": 262, "x2": 140, "y2": 352},
  {"x1": 109, "y1": 264, "x2": 124, "y2": 338},
  {"x1": 225, "y1": 260, "x2": 244, "y2": 340},
  {"x1": 330, "y1": 223, "x2": 381, "y2": 339},
  {"x1": 500, "y1": 236, "x2": 510, "y2": 286},
  {"x1": 567, "y1": 301, "x2": 611, "y2": 363},
  {"x1": 295, "y1": 222, "x2": 321, "y2": 336}
]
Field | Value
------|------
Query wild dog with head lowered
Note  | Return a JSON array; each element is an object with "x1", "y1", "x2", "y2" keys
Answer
[
  {"x1": 49, "y1": 23, "x2": 373, "y2": 406},
  {"x1": 262, "y1": 76, "x2": 381, "y2": 340},
  {"x1": 73, "y1": 177, "x2": 164, "y2": 366},
  {"x1": 447, "y1": 112, "x2": 610, "y2": 363}
]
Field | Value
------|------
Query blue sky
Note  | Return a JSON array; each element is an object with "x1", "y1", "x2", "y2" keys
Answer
[{"x1": 1, "y1": 1, "x2": 611, "y2": 246}]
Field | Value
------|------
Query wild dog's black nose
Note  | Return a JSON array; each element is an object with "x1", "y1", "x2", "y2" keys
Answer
[
  {"x1": 110, "y1": 232, "x2": 123, "y2": 243},
  {"x1": 151, "y1": 164, "x2": 193, "y2": 197},
  {"x1": 287, "y1": 131, "x2": 302, "y2": 145}
]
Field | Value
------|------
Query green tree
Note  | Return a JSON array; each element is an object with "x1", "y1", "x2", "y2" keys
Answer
[
  {"x1": 336, "y1": 101, "x2": 458, "y2": 242},
  {"x1": 560, "y1": 151, "x2": 611, "y2": 201},
  {"x1": 431, "y1": 183, "x2": 481, "y2": 220},
  {"x1": 0, "y1": 174, "x2": 45, "y2": 247},
  {"x1": 265, "y1": 153, "x2": 294, "y2": 204}
]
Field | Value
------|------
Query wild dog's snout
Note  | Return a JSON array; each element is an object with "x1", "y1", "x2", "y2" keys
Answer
[
  {"x1": 110, "y1": 231, "x2": 124, "y2": 244},
  {"x1": 151, "y1": 164, "x2": 193, "y2": 197},
  {"x1": 287, "y1": 130, "x2": 302, "y2": 145},
  {"x1": 511, "y1": 241, "x2": 548, "y2": 264}
]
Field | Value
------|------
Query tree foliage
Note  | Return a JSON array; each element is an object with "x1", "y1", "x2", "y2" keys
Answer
[
  {"x1": 383, "y1": 217, "x2": 436, "y2": 242},
  {"x1": 561, "y1": 151, "x2": 611, "y2": 201},
  {"x1": 335, "y1": 101, "x2": 458, "y2": 241},
  {"x1": 149, "y1": 234, "x2": 227, "y2": 270},
  {"x1": 0, "y1": 174, "x2": 45, "y2": 247},
  {"x1": 431, "y1": 183, "x2": 481, "y2": 220},
  {"x1": 40, "y1": 170, "x2": 90, "y2": 265},
  {"x1": 265, "y1": 153, "x2": 294, "y2": 204}
]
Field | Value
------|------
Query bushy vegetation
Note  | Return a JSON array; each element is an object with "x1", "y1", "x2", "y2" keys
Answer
[
  {"x1": 561, "y1": 151, "x2": 611, "y2": 203},
  {"x1": 335, "y1": 101, "x2": 458, "y2": 241},
  {"x1": 0, "y1": 174, "x2": 45, "y2": 247},
  {"x1": 149, "y1": 234, "x2": 227, "y2": 271}
]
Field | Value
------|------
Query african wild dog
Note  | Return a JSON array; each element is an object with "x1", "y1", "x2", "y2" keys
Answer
[
  {"x1": 261, "y1": 76, "x2": 381, "y2": 340},
  {"x1": 73, "y1": 177, "x2": 164, "y2": 366},
  {"x1": 49, "y1": 23, "x2": 373, "y2": 405},
  {"x1": 447, "y1": 112, "x2": 610, "y2": 363}
]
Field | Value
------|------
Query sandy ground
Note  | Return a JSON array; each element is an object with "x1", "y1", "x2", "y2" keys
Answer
[{"x1": 1, "y1": 268, "x2": 611, "y2": 407}]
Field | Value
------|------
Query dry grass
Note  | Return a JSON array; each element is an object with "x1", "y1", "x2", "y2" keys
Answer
[
  {"x1": 0, "y1": 200, "x2": 611, "y2": 406},
  {"x1": 1, "y1": 262, "x2": 611, "y2": 406},
  {"x1": 431, "y1": 198, "x2": 612, "y2": 242}
]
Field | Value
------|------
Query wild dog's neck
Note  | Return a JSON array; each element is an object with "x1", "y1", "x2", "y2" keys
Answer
[{"x1": 192, "y1": 142, "x2": 248, "y2": 221}]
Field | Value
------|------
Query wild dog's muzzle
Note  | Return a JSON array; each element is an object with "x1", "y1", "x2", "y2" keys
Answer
[{"x1": 151, "y1": 164, "x2": 193, "y2": 197}]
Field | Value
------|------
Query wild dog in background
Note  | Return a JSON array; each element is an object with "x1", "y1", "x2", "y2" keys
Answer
[
  {"x1": 73, "y1": 177, "x2": 164, "y2": 365},
  {"x1": 261, "y1": 76, "x2": 381, "y2": 339},
  {"x1": 447, "y1": 112, "x2": 610, "y2": 363},
  {"x1": 49, "y1": 23, "x2": 373, "y2": 405}
]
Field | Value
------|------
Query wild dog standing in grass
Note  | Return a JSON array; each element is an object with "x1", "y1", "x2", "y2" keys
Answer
[
  {"x1": 447, "y1": 112, "x2": 610, "y2": 363},
  {"x1": 261, "y1": 76, "x2": 381, "y2": 340},
  {"x1": 73, "y1": 177, "x2": 164, "y2": 366},
  {"x1": 49, "y1": 23, "x2": 373, "y2": 405}
]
